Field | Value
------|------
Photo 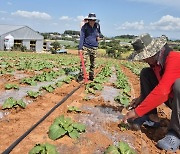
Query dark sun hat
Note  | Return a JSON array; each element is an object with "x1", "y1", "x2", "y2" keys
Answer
[
  {"x1": 130, "y1": 33, "x2": 167, "y2": 60},
  {"x1": 86, "y1": 13, "x2": 97, "y2": 20}
]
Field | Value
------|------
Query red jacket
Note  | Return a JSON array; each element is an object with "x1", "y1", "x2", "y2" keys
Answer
[{"x1": 135, "y1": 51, "x2": 180, "y2": 117}]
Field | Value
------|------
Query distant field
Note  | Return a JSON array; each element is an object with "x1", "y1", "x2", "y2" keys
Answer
[
  {"x1": 58, "y1": 40, "x2": 78, "y2": 47},
  {"x1": 115, "y1": 38, "x2": 132, "y2": 43},
  {"x1": 45, "y1": 39, "x2": 78, "y2": 47},
  {"x1": 68, "y1": 48, "x2": 132, "y2": 59},
  {"x1": 67, "y1": 49, "x2": 106, "y2": 56}
]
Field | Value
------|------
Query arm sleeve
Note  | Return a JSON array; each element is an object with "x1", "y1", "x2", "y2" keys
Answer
[
  {"x1": 98, "y1": 24, "x2": 103, "y2": 38},
  {"x1": 135, "y1": 52, "x2": 180, "y2": 116},
  {"x1": 78, "y1": 26, "x2": 85, "y2": 50}
]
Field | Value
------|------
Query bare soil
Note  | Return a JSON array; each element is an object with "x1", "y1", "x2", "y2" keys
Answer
[{"x1": 0, "y1": 53, "x2": 179, "y2": 154}]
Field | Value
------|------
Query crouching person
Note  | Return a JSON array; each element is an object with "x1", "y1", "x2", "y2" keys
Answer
[{"x1": 123, "y1": 33, "x2": 180, "y2": 151}]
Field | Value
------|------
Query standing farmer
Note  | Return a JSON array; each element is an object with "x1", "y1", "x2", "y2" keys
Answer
[
  {"x1": 78, "y1": 13, "x2": 102, "y2": 81},
  {"x1": 123, "y1": 33, "x2": 180, "y2": 151}
]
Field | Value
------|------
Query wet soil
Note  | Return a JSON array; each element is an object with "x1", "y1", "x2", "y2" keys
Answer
[{"x1": 0, "y1": 54, "x2": 179, "y2": 154}]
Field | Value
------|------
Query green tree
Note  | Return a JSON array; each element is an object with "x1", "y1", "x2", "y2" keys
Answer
[
  {"x1": 41, "y1": 33, "x2": 50, "y2": 39},
  {"x1": 106, "y1": 48, "x2": 116, "y2": 57},
  {"x1": 50, "y1": 41, "x2": 61, "y2": 54}
]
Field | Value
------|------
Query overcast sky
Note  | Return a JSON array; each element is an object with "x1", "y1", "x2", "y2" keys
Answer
[{"x1": 0, "y1": 0, "x2": 180, "y2": 39}]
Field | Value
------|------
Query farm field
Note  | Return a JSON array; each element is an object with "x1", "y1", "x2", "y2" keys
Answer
[{"x1": 0, "y1": 51, "x2": 178, "y2": 154}]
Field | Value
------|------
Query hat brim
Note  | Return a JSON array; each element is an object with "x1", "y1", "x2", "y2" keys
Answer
[
  {"x1": 130, "y1": 35, "x2": 167, "y2": 61},
  {"x1": 87, "y1": 17, "x2": 97, "y2": 20},
  {"x1": 84, "y1": 16, "x2": 88, "y2": 20}
]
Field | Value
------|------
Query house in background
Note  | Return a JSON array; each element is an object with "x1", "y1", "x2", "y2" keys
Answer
[{"x1": 0, "y1": 24, "x2": 44, "y2": 52}]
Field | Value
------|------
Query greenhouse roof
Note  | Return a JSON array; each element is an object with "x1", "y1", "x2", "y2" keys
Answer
[{"x1": 0, "y1": 24, "x2": 25, "y2": 35}]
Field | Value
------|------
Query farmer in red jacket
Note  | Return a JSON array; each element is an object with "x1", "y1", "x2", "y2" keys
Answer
[{"x1": 123, "y1": 33, "x2": 180, "y2": 151}]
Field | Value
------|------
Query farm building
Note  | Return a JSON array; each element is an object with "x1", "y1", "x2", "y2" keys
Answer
[{"x1": 0, "y1": 24, "x2": 44, "y2": 52}]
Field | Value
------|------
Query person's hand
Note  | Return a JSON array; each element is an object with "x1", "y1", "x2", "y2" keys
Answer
[
  {"x1": 127, "y1": 97, "x2": 141, "y2": 110},
  {"x1": 97, "y1": 37, "x2": 101, "y2": 41},
  {"x1": 122, "y1": 109, "x2": 139, "y2": 123}
]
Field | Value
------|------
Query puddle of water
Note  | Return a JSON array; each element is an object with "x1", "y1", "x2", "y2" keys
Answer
[
  {"x1": 0, "y1": 78, "x2": 6, "y2": 83},
  {"x1": 13, "y1": 71, "x2": 31, "y2": 80},
  {"x1": 0, "y1": 75, "x2": 66, "y2": 105},
  {"x1": 75, "y1": 104, "x2": 135, "y2": 152},
  {"x1": 108, "y1": 73, "x2": 117, "y2": 83},
  {"x1": 0, "y1": 75, "x2": 68, "y2": 119},
  {"x1": 74, "y1": 67, "x2": 136, "y2": 151},
  {"x1": 0, "y1": 110, "x2": 9, "y2": 119},
  {"x1": 100, "y1": 86, "x2": 120, "y2": 103},
  {"x1": 68, "y1": 70, "x2": 79, "y2": 76},
  {"x1": 80, "y1": 105, "x2": 122, "y2": 127},
  {"x1": 77, "y1": 105, "x2": 122, "y2": 135},
  {"x1": 87, "y1": 67, "x2": 120, "y2": 104},
  {"x1": 97, "y1": 106, "x2": 122, "y2": 118},
  {"x1": 0, "y1": 112, "x2": 4, "y2": 118}
]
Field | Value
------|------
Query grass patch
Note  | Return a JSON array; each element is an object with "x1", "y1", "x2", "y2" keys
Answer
[
  {"x1": 97, "y1": 49, "x2": 106, "y2": 55},
  {"x1": 121, "y1": 50, "x2": 132, "y2": 59}
]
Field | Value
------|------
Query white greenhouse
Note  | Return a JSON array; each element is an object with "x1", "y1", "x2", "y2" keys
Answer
[{"x1": 0, "y1": 24, "x2": 44, "y2": 52}]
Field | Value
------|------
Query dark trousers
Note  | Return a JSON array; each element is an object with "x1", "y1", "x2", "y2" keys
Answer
[{"x1": 140, "y1": 67, "x2": 180, "y2": 137}]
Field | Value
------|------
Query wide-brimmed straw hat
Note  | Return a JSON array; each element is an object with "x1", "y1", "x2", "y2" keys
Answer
[
  {"x1": 130, "y1": 33, "x2": 167, "y2": 60},
  {"x1": 86, "y1": 13, "x2": 97, "y2": 20}
]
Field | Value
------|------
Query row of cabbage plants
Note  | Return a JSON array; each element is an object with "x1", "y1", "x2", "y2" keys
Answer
[{"x1": 121, "y1": 61, "x2": 147, "y2": 76}]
